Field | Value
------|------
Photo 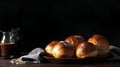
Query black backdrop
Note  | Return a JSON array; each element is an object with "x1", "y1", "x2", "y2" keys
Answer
[{"x1": 0, "y1": 0, "x2": 120, "y2": 52}]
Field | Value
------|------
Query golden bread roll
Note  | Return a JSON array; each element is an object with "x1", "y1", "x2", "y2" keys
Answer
[
  {"x1": 88, "y1": 34, "x2": 109, "y2": 56},
  {"x1": 65, "y1": 35, "x2": 85, "y2": 48},
  {"x1": 45, "y1": 40, "x2": 59, "y2": 56},
  {"x1": 76, "y1": 42, "x2": 98, "y2": 58},
  {"x1": 52, "y1": 41, "x2": 74, "y2": 58}
]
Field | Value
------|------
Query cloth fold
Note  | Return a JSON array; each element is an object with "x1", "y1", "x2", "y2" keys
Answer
[
  {"x1": 108, "y1": 45, "x2": 120, "y2": 61},
  {"x1": 10, "y1": 48, "x2": 45, "y2": 64},
  {"x1": 10, "y1": 45, "x2": 120, "y2": 64}
]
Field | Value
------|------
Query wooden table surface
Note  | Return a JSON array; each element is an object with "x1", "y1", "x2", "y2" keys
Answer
[{"x1": 0, "y1": 58, "x2": 120, "y2": 67}]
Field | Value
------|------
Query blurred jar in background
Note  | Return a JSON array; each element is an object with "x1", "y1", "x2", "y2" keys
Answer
[{"x1": 0, "y1": 28, "x2": 21, "y2": 58}]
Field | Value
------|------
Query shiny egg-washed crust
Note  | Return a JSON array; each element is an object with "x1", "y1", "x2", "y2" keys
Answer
[
  {"x1": 52, "y1": 41, "x2": 74, "y2": 58},
  {"x1": 65, "y1": 35, "x2": 85, "y2": 48},
  {"x1": 88, "y1": 34, "x2": 109, "y2": 56},
  {"x1": 45, "y1": 40, "x2": 59, "y2": 56},
  {"x1": 76, "y1": 42, "x2": 98, "y2": 58}
]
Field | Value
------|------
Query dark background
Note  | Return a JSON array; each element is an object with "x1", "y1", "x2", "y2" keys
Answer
[{"x1": 0, "y1": 0, "x2": 120, "y2": 52}]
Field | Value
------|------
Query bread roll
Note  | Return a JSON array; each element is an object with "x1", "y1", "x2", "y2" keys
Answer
[
  {"x1": 76, "y1": 42, "x2": 98, "y2": 58},
  {"x1": 88, "y1": 34, "x2": 109, "y2": 56},
  {"x1": 52, "y1": 41, "x2": 74, "y2": 58},
  {"x1": 45, "y1": 40, "x2": 59, "y2": 56},
  {"x1": 65, "y1": 35, "x2": 85, "y2": 49}
]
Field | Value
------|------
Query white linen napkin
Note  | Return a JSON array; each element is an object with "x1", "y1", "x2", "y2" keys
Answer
[{"x1": 10, "y1": 48, "x2": 45, "y2": 64}]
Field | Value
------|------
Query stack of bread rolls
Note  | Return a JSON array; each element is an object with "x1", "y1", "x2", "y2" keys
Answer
[{"x1": 45, "y1": 34, "x2": 109, "y2": 59}]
